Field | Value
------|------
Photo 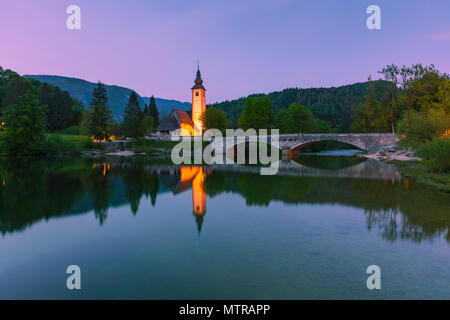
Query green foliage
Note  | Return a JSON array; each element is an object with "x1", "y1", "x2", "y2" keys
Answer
[
  {"x1": 289, "y1": 103, "x2": 317, "y2": 132},
  {"x1": 24, "y1": 75, "x2": 190, "y2": 122},
  {"x1": 87, "y1": 82, "x2": 113, "y2": 141},
  {"x1": 274, "y1": 103, "x2": 330, "y2": 133},
  {"x1": 1, "y1": 92, "x2": 46, "y2": 155},
  {"x1": 352, "y1": 77, "x2": 390, "y2": 133},
  {"x1": 148, "y1": 95, "x2": 159, "y2": 126},
  {"x1": 202, "y1": 107, "x2": 227, "y2": 133},
  {"x1": 39, "y1": 82, "x2": 84, "y2": 131},
  {"x1": 415, "y1": 138, "x2": 450, "y2": 173},
  {"x1": 406, "y1": 64, "x2": 448, "y2": 113},
  {"x1": 58, "y1": 125, "x2": 82, "y2": 135},
  {"x1": 378, "y1": 64, "x2": 401, "y2": 133},
  {"x1": 397, "y1": 109, "x2": 450, "y2": 148},
  {"x1": 110, "y1": 121, "x2": 124, "y2": 138},
  {"x1": 123, "y1": 91, "x2": 144, "y2": 139},
  {"x1": 315, "y1": 119, "x2": 332, "y2": 133},
  {"x1": 211, "y1": 81, "x2": 388, "y2": 132},
  {"x1": 238, "y1": 96, "x2": 273, "y2": 130},
  {"x1": 141, "y1": 115, "x2": 154, "y2": 136},
  {"x1": 353, "y1": 64, "x2": 449, "y2": 139},
  {"x1": 273, "y1": 109, "x2": 289, "y2": 133},
  {"x1": 44, "y1": 134, "x2": 93, "y2": 154},
  {"x1": 435, "y1": 79, "x2": 450, "y2": 114},
  {"x1": 1, "y1": 77, "x2": 34, "y2": 112},
  {"x1": 0, "y1": 68, "x2": 84, "y2": 132}
]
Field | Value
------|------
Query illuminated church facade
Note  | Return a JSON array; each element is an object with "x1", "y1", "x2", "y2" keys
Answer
[{"x1": 157, "y1": 67, "x2": 206, "y2": 137}]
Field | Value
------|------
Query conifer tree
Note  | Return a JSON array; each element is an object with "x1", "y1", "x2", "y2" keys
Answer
[
  {"x1": 148, "y1": 95, "x2": 159, "y2": 126},
  {"x1": 143, "y1": 104, "x2": 150, "y2": 117},
  {"x1": 88, "y1": 81, "x2": 113, "y2": 141},
  {"x1": 123, "y1": 91, "x2": 143, "y2": 140}
]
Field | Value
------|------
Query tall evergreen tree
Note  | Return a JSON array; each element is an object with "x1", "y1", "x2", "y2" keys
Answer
[
  {"x1": 148, "y1": 95, "x2": 159, "y2": 126},
  {"x1": 123, "y1": 91, "x2": 143, "y2": 140},
  {"x1": 88, "y1": 82, "x2": 113, "y2": 141},
  {"x1": 143, "y1": 104, "x2": 150, "y2": 117}
]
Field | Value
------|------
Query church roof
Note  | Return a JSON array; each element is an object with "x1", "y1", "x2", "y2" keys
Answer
[
  {"x1": 172, "y1": 109, "x2": 194, "y2": 127},
  {"x1": 157, "y1": 115, "x2": 179, "y2": 131},
  {"x1": 157, "y1": 108, "x2": 194, "y2": 132}
]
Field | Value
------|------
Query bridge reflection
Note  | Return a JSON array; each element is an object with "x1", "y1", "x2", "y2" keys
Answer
[{"x1": 0, "y1": 157, "x2": 448, "y2": 243}]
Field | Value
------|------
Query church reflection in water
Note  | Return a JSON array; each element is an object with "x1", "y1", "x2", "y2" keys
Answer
[
  {"x1": 159, "y1": 166, "x2": 209, "y2": 234},
  {"x1": 1, "y1": 157, "x2": 449, "y2": 243}
]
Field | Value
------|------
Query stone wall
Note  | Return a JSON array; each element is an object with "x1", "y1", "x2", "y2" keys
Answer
[{"x1": 217, "y1": 133, "x2": 398, "y2": 155}]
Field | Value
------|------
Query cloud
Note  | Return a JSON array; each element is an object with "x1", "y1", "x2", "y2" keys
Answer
[{"x1": 428, "y1": 32, "x2": 450, "y2": 41}]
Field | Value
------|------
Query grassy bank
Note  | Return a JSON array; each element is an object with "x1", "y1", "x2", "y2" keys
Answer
[
  {"x1": 391, "y1": 160, "x2": 450, "y2": 193},
  {"x1": 46, "y1": 134, "x2": 94, "y2": 154},
  {"x1": 127, "y1": 139, "x2": 208, "y2": 154}
]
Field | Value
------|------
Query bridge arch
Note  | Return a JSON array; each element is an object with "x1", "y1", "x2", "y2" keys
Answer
[
  {"x1": 208, "y1": 133, "x2": 398, "y2": 159},
  {"x1": 281, "y1": 133, "x2": 398, "y2": 157},
  {"x1": 225, "y1": 139, "x2": 281, "y2": 163},
  {"x1": 289, "y1": 139, "x2": 366, "y2": 155}
]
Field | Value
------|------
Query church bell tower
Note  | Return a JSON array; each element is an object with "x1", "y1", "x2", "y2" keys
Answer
[{"x1": 191, "y1": 66, "x2": 206, "y2": 136}]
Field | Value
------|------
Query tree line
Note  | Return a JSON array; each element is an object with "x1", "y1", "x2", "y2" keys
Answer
[
  {"x1": 0, "y1": 66, "x2": 161, "y2": 155},
  {"x1": 0, "y1": 67, "x2": 85, "y2": 155},
  {"x1": 201, "y1": 97, "x2": 329, "y2": 134},
  {"x1": 352, "y1": 64, "x2": 449, "y2": 135},
  {"x1": 82, "y1": 82, "x2": 160, "y2": 143},
  {"x1": 352, "y1": 63, "x2": 449, "y2": 173},
  {"x1": 209, "y1": 81, "x2": 391, "y2": 132}
]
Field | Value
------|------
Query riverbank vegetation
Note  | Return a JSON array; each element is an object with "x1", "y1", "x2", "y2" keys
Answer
[
  {"x1": 356, "y1": 63, "x2": 450, "y2": 190},
  {"x1": 0, "y1": 66, "x2": 164, "y2": 156},
  {"x1": 1, "y1": 63, "x2": 448, "y2": 176},
  {"x1": 392, "y1": 160, "x2": 450, "y2": 193},
  {"x1": 1, "y1": 156, "x2": 448, "y2": 241}
]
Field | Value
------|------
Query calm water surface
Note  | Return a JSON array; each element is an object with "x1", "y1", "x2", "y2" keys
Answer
[{"x1": 0, "y1": 154, "x2": 449, "y2": 299}]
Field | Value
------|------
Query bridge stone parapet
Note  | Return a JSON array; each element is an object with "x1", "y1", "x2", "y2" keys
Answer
[
  {"x1": 213, "y1": 133, "x2": 398, "y2": 156},
  {"x1": 279, "y1": 133, "x2": 398, "y2": 155},
  {"x1": 174, "y1": 133, "x2": 398, "y2": 159}
]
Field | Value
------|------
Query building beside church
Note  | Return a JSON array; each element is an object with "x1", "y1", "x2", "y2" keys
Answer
[{"x1": 157, "y1": 66, "x2": 206, "y2": 137}]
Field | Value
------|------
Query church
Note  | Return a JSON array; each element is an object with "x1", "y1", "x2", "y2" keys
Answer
[{"x1": 157, "y1": 67, "x2": 206, "y2": 137}]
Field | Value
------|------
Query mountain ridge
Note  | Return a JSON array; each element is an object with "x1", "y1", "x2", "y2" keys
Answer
[{"x1": 23, "y1": 75, "x2": 191, "y2": 121}]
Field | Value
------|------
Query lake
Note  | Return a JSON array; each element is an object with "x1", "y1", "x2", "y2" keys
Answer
[{"x1": 0, "y1": 154, "x2": 449, "y2": 299}]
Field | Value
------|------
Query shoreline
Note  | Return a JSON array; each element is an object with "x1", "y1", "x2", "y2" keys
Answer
[
  {"x1": 360, "y1": 148, "x2": 421, "y2": 162},
  {"x1": 359, "y1": 148, "x2": 449, "y2": 193}
]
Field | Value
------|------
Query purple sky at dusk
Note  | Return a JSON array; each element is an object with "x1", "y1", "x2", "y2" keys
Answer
[{"x1": 1, "y1": 0, "x2": 449, "y2": 102}]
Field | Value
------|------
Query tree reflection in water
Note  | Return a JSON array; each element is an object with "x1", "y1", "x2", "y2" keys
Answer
[{"x1": 0, "y1": 157, "x2": 448, "y2": 243}]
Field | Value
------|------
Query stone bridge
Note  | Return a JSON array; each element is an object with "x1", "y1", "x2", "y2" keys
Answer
[
  {"x1": 206, "y1": 133, "x2": 398, "y2": 157},
  {"x1": 277, "y1": 133, "x2": 398, "y2": 156}
]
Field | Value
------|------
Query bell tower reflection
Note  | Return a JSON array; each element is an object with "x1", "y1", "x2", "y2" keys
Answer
[{"x1": 179, "y1": 166, "x2": 207, "y2": 234}]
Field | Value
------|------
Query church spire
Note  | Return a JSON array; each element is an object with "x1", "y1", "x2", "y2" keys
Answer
[
  {"x1": 195, "y1": 214, "x2": 204, "y2": 236},
  {"x1": 192, "y1": 66, "x2": 205, "y2": 90}
]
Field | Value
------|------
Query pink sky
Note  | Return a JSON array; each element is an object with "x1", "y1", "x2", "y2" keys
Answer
[{"x1": 1, "y1": 0, "x2": 449, "y2": 102}]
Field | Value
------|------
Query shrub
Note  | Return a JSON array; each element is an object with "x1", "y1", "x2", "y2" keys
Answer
[
  {"x1": 44, "y1": 134, "x2": 65, "y2": 154},
  {"x1": 397, "y1": 109, "x2": 450, "y2": 148},
  {"x1": 415, "y1": 138, "x2": 450, "y2": 172},
  {"x1": 44, "y1": 134, "x2": 93, "y2": 154},
  {"x1": 59, "y1": 125, "x2": 81, "y2": 135}
]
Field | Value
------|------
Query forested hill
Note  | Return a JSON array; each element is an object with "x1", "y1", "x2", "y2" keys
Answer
[
  {"x1": 209, "y1": 81, "x2": 389, "y2": 132},
  {"x1": 23, "y1": 75, "x2": 190, "y2": 121},
  {"x1": 141, "y1": 97, "x2": 191, "y2": 118}
]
